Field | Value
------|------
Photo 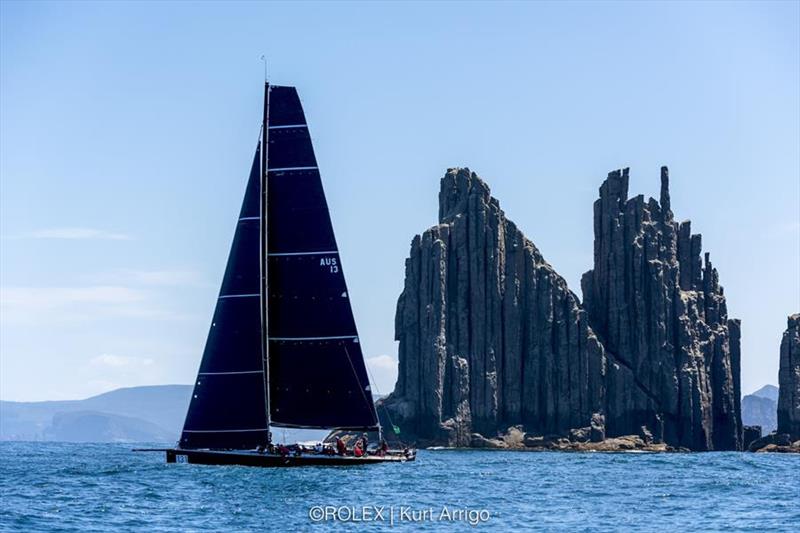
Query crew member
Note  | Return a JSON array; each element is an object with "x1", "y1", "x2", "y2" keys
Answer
[{"x1": 335, "y1": 437, "x2": 347, "y2": 456}]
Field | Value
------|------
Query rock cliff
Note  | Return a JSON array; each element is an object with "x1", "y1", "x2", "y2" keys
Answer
[
  {"x1": 388, "y1": 168, "x2": 606, "y2": 446},
  {"x1": 384, "y1": 167, "x2": 742, "y2": 451},
  {"x1": 777, "y1": 314, "x2": 800, "y2": 440},
  {"x1": 581, "y1": 167, "x2": 741, "y2": 450}
]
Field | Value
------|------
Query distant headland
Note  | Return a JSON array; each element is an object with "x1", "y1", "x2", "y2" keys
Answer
[
  {"x1": 1, "y1": 381, "x2": 788, "y2": 450},
  {"x1": 0, "y1": 385, "x2": 191, "y2": 443}
]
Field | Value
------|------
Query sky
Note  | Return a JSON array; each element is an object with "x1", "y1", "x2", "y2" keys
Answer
[{"x1": 1, "y1": 1, "x2": 798, "y2": 402}]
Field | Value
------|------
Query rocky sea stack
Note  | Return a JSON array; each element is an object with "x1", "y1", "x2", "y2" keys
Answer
[
  {"x1": 745, "y1": 315, "x2": 800, "y2": 453},
  {"x1": 777, "y1": 314, "x2": 800, "y2": 440},
  {"x1": 382, "y1": 167, "x2": 743, "y2": 451}
]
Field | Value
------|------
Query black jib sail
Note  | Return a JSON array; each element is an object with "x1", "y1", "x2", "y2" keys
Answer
[
  {"x1": 180, "y1": 146, "x2": 269, "y2": 450},
  {"x1": 180, "y1": 84, "x2": 377, "y2": 450},
  {"x1": 266, "y1": 86, "x2": 377, "y2": 430}
]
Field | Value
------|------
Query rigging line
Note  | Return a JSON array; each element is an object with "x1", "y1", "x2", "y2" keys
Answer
[
  {"x1": 361, "y1": 351, "x2": 406, "y2": 448},
  {"x1": 342, "y1": 345, "x2": 379, "y2": 429}
]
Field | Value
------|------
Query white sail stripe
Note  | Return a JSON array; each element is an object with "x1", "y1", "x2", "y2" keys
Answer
[
  {"x1": 268, "y1": 166, "x2": 318, "y2": 172},
  {"x1": 268, "y1": 250, "x2": 338, "y2": 257},
  {"x1": 218, "y1": 293, "x2": 260, "y2": 299},
  {"x1": 198, "y1": 370, "x2": 263, "y2": 376},
  {"x1": 268, "y1": 124, "x2": 307, "y2": 130},
  {"x1": 270, "y1": 335, "x2": 358, "y2": 341},
  {"x1": 183, "y1": 428, "x2": 268, "y2": 433},
  {"x1": 238, "y1": 216, "x2": 259, "y2": 221}
]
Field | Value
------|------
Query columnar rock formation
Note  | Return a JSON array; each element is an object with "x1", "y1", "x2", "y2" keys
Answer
[
  {"x1": 384, "y1": 166, "x2": 743, "y2": 450},
  {"x1": 777, "y1": 314, "x2": 800, "y2": 440},
  {"x1": 389, "y1": 168, "x2": 606, "y2": 446},
  {"x1": 581, "y1": 167, "x2": 741, "y2": 450}
]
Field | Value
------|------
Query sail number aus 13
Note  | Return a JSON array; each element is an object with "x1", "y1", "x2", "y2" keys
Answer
[{"x1": 320, "y1": 257, "x2": 339, "y2": 273}]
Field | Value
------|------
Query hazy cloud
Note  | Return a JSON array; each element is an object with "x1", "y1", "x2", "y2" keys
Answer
[
  {"x1": 85, "y1": 379, "x2": 123, "y2": 396},
  {"x1": 90, "y1": 354, "x2": 155, "y2": 368},
  {"x1": 2, "y1": 286, "x2": 145, "y2": 308},
  {"x1": 0, "y1": 285, "x2": 192, "y2": 324},
  {"x1": 85, "y1": 355, "x2": 160, "y2": 397},
  {"x1": 91, "y1": 269, "x2": 209, "y2": 287},
  {"x1": 365, "y1": 354, "x2": 398, "y2": 395},
  {"x1": 15, "y1": 227, "x2": 131, "y2": 240}
]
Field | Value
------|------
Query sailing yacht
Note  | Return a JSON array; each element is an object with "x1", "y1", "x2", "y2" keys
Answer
[{"x1": 144, "y1": 83, "x2": 414, "y2": 467}]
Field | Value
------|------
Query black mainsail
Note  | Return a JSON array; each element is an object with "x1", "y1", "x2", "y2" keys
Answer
[
  {"x1": 266, "y1": 86, "x2": 376, "y2": 430},
  {"x1": 180, "y1": 84, "x2": 377, "y2": 450}
]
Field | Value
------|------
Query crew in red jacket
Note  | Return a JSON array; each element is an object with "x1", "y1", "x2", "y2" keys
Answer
[
  {"x1": 353, "y1": 439, "x2": 364, "y2": 457},
  {"x1": 335, "y1": 437, "x2": 347, "y2": 456}
]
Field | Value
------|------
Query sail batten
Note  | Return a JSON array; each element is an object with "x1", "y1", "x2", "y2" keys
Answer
[
  {"x1": 199, "y1": 370, "x2": 263, "y2": 375},
  {"x1": 270, "y1": 335, "x2": 358, "y2": 341},
  {"x1": 268, "y1": 250, "x2": 338, "y2": 257},
  {"x1": 184, "y1": 428, "x2": 269, "y2": 433},
  {"x1": 269, "y1": 164, "x2": 318, "y2": 170}
]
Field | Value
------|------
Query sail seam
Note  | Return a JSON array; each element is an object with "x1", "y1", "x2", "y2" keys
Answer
[
  {"x1": 270, "y1": 335, "x2": 358, "y2": 341},
  {"x1": 183, "y1": 428, "x2": 268, "y2": 433},
  {"x1": 268, "y1": 250, "x2": 338, "y2": 257},
  {"x1": 239, "y1": 216, "x2": 259, "y2": 221},
  {"x1": 268, "y1": 124, "x2": 307, "y2": 129},
  {"x1": 268, "y1": 166, "x2": 318, "y2": 172},
  {"x1": 218, "y1": 293, "x2": 260, "y2": 299},
  {"x1": 198, "y1": 370, "x2": 263, "y2": 375}
]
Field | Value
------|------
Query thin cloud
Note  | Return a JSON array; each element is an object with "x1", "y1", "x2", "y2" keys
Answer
[
  {"x1": 91, "y1": 269, "x2": 209, "y2": 287},
  {"x1": 84, "y1": 355, "x2": 162, "y2": 397},
  {"x1": 0, "y1": 285, "x2": 193, "y2": 324},
  {"x1": 2, "y1": 286, "x2": 145, "y2": 308},
  {"x1": 90, "y1": 354, "x2": 155, "y2": 368},
  {"x1": 15, "y1": 227, "x2": 131, "y2": 240},
  {"x1": 365, "y1": 354, "x2": 398, "y2": 395},
  {"x1": 86, "y1": 379, "x2": 123, "y2": 396}
]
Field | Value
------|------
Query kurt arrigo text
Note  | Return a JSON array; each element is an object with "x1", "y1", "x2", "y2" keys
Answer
[{"x1": 307, "y1": 505, "x2": 492, "y2": 526}]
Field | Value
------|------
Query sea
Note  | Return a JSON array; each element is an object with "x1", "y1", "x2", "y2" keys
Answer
[{"x1": 0, "y1": 442, "x2": 797, "y2": 532}]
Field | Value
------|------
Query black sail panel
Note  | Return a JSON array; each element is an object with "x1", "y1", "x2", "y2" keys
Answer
[
  {"x1": 269, "y1": 339, "x2": 377, "y2": 428},
  {"x1": 267, "y1": 86, "x2": 378, "y2": 429},
  {"x1": 267, "y1": 170, "x2": 336, "y2": 252},
  {"x1": 180, "y1": 146, "x2": 268, "y2": 449}
]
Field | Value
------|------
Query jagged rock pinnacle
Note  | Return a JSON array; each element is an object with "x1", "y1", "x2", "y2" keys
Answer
[
  {"x1": 583, "y1": 166, "x2": 741, "y2": 450},
  {"x1": 660, "y1": 166, "x2": 671, "y2": 216},
  {"x1": 384, "y1": 166, "x2": 742, "y2": 451},
  {"x1": 778, "y1": 314, "x2": 800, "y2": 440}
]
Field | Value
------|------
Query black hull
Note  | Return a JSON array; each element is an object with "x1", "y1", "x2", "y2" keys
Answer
[{"x1": 159, "y1": 448, "x2": 415, "y2": 467}]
